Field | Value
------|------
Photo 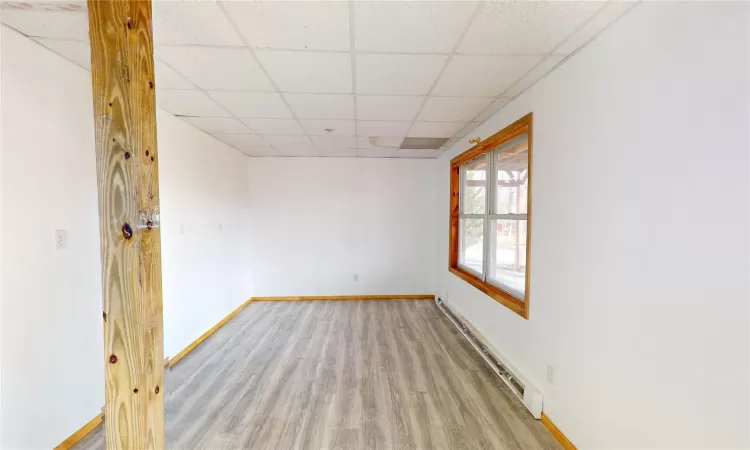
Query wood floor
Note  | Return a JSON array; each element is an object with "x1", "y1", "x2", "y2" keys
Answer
[{"x1": 75, "y1": 300, "x2": 560, "y2": 450}]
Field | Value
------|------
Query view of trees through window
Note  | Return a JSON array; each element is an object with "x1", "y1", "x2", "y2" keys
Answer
[
  {"x1": 463, "y1": 159, "x2": 486, "y2": 249},
  {"x1": 458, "y1": 134, "x2": 529, "y2": 299}
]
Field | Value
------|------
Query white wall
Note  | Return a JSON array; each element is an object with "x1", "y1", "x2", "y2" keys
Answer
[
  {"x1": 0, "y1": 26, "x2": 252, "y2": 448},
  {"x1": 158, "y1": 110, "x2": 252, "y2": 359},
  {"x1": 247, "y1": 157, "x2": 435, "y2": 297},
  {"x1": 436, "y1": 3, "x2": 749, "y2": 449},
  {"x1": 1, "y1": 25, "x2": 103, "y2": 450}
]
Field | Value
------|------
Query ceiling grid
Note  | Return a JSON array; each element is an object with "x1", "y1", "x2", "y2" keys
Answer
[
  {"x1": 348, "y1": 0, "x2": 362, "y2": 158},
  {"x1": 403, "y1": 1, "x2": 484, "y2": 159},
  {"x1": 217, "y1": 1, "x2": 314, "y2": 157},
  {"x1": 1, "y1": 0, "x2": 638, "y2": 158}
]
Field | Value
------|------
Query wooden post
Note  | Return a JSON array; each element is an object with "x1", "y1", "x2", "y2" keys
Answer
[{"x1": 87, "y1": 1, "x2": 164, "y2": 449}]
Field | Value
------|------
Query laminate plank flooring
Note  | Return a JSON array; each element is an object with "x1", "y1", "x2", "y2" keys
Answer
[{"x1": 75, "y1": 300, "x2": 561, "y2": 450}]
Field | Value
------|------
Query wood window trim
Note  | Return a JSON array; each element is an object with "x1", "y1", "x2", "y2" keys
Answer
[{"x1": 449, "y1": 113, "x2": 533, "y2": 319}]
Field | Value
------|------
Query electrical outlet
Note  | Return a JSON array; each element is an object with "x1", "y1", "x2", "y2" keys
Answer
[
  {"x1": 179, "y1": 223, "x2": 185, "y2": 236},
  {"x1": 546, "y1": 364, "x2": 555, "y2": 384},
  {"x1": 219, "y1": 223, "x2": 224, "y2": 231},
  {"x1": 55, "y1": 229, "x2": 67, "y2": 250},
  {"x1": 353, "y1": 273, "x2": 359, "y2": 282}
]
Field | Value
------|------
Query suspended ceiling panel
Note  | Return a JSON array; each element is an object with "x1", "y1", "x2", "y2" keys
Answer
[{"x1": 0, "y1": 0, "x2": 638, "y2": 158}]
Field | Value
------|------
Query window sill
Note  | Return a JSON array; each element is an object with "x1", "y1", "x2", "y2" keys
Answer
[{"x1": 448, "y1": 266, "x2": 528, "y2": 319}]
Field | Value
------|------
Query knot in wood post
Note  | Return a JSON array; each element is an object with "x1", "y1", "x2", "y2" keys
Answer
[{"x1": 122, "y1": 223, "x2": 133, "y2": 240}]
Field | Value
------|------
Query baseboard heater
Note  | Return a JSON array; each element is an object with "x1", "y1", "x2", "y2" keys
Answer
[{"x1": 435, "y1": 297, "x2": 543, "y2": 419}]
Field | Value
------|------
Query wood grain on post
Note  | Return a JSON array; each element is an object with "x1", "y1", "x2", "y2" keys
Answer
[{"x1": 87, "y1": 0, "x2": 164, "y2": 448}]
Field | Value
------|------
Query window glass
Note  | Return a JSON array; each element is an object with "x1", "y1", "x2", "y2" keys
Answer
[
  {"x1": 488, "y1": 219, "x2": 527, "y2": 298},
  {"x1": 459, "y1": 218, "x2": 484, "y2": 275},
  {"x1": 461, "y1": 154, "x2": 486, "y2": 214},
  {"x1": 493, "y1": 134, "x2": 528, "y2": 215}
]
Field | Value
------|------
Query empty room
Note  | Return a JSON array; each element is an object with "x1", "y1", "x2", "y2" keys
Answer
[{"x1": 1, "y1": 1, "x2": 748, "y2": 449}]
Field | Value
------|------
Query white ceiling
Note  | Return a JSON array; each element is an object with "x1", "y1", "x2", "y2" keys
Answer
[{"x1": 0, "y1": 0, "x2": 636, "y2": 158}]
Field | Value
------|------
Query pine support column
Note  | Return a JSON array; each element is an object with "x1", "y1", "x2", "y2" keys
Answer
[{"x1": 87, "y1": 1, "x2": 164, "y2": 449}]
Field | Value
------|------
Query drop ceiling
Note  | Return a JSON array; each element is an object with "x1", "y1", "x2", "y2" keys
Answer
[{"x1": 0, "y1": 0, "x2": 635, "y2": 158}]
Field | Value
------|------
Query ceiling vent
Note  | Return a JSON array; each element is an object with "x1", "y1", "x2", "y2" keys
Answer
[{"x1": 400, "y1": 137, "x2": 449, "y2": 149}]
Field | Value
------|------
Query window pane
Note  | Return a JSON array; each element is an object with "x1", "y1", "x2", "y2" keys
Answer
[
  {"x1": 462, "y1": 154, "x2": 486, "y2": 214},
  {"x1": 488, "y1": 219, "x2": 527, "y2": 299},
  {"x1": 493, "y1": 134, "x2": 528, "y2": 215},
  {"x1": 459, "y1": 218, "x2": 484, "y2": 274}
]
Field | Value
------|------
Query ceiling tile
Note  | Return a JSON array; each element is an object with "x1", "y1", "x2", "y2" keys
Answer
[
  {"x1": 214, "y1": 134, "x2": 278, "y2": 156},
  {"x1": 357, "y1": 136, "x2": 403, "y2": 150},
  {"x1": 459, "y1": 1, "x2": 604, "y2": 55},
  {"x1": 441, "y1": 137, "x2": 461, "y2": 151},
  {"x1": 417, "y1": 97, "x2": 493, "y2": 122},
  {"x1": 155, "y1": 61, "x2": 194, "y2": 90},
  {"x1": 319, "y1": 148, "x2": 358, "y2": 158},
  {"x1": 159, "y1": 46, "x2": 273, "y2": 91},
  {"x1": 33, "y1": 39, "x2": 200, "y2": 93},
  {"x1": 0, "y1": 2, "x2": 86, "y2": 12},
  {"x1": 278, "y1": 148, "x2": 320, "y2": 157},
  {"x1": 157, "y1": 90, "x2": 229, "y2": 117},
  {"x1": 213, "y1": 134, "x2": 271, "y2": 150},
  {"x1": 311, "y1": 135, "x2": 357, "y2": 151},
  {"x1": 284, "y1": 94, "x2": 354, "y2": 119},
  {"x1": 400, "y1": 137, "x2": 450, "y2": 149},
  {"x1": 456, "y1": 122, "x2": 480, "y2": 139},
  {"x1": 1, "y1": 11, "x2": 88, "y2": 40},
  {"x1": 263, "y1": 135, "x2": 315, "y2": 150},
  {"x1": 504, "y1": 56, "x2": 564, "y2": 98},
  {"x1": 222, "y1": 1, "x2": 350, "y2": 51},
  {"x1": 432, "y1": 56, "x2": 540, "y2": 97},
  {"x1": 300, "y1": 120, "x2": 355, "y2": 136},
  {"x1": 358, "y1": 148, "x2": 397, "y2": 158},
  {"x1": 395, "y1": 149, "x2": 441, "y2": 158},
  {"x1": 356, "y1": 96, "x2": 424, "y2": 121},
  {"x1": 243, "y1": 147, "x2": 282, "y2": 157},
  {"x1": 357, "y1": 121, "x2": 412, "y2": 137},
  {"x1": 354, "y1": 1, "x2": 476, "y2": 53},
  {"x1": 357, "y1": 54, "x2": 447, "y2": 95},
  {"x1": 554, "y1": 1, "x2": 637, "y2": 55},
  {"x1": 152, "y1": 2, "x2": 242, "y2": 47},
  {"x1": 408, "y1": 121, "x2": 466, "y2": 138},
  {"x1": 256, "y1": 51, "x2": 351, "y2": 93},
  {"x1": 34, "y1": 38, "x2": 90, "y2": 69},
  {"x1": 182, "y1": 117, "x2": 251, "y2": 134},
  {"x1": 241, "y1": 119, "x2": 304, "y2": 135},
  {"x1": 474, "y1": 97, "x2": 511, "y2": 123},
  {"x1": 209, "y1": 91, "x2": 293, "y2": 119}
]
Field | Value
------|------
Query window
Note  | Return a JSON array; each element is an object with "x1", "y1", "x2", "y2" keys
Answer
[{"x1": 449, "y1": 114, "x2": 532, "y2": 318}]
